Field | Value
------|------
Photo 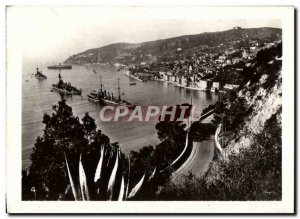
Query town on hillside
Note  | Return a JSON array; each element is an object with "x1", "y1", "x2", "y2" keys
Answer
[{"x1": 66, "y1": 27, "x2": 282, "y2": 93}]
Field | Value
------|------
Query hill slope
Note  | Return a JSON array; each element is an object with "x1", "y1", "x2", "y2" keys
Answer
[
  {"x1": 156, "y1": 42, "x2": 282, "y2": 201},
  {"x1": 65, "y1": 27, "x2": 281, "y2": 65}
]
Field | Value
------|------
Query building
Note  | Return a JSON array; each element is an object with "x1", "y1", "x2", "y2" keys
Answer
[
  {"x1": 159, "y1": 71, "x2": 166, "y2": 77},
  {"x1": 195, "y1": 80, "x2": 208, "y2": 91},
  {"x1": 224, "y1": 84, "x2": 240, "y2": 90},
  {"x1": 217, "y1": 55, "x2": 226, "y2": 63},
  {"x1": 211, "y1": 82, "x2": 220, "y2": 92},
  {"x1": 181, "y1": 77, "x2": 187, "y2": 87},
  {"x1": 163, "y1": 74, "x2": 168, "y2": 81},
  {"x1": 212, "y1": 82, "x2": 220, "y2": 89}
]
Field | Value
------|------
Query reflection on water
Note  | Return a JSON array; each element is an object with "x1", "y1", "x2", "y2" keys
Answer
[{"x1": 22, "y1": 63, "x2": 219, "y2": 168}]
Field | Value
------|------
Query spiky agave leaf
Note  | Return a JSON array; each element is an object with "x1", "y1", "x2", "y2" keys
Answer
[
  {"x1": 107, "y1": 150, "x2": 119, "y2": 200},
  {"x1": 79, "y1": 154, "x2": 90, "y2": 201},
  {"x1": 118, "y1": 175, "x2": 125, "y2": 201},
  {"x1": 127, "y1": 173, "x2": 145, "y2": 199},
  {"x1": 94, "y1": 145, "x2": 105, "y2": 183},
  {"x1": 107, "y1": 149, "x2": 114, "y2": 167},
  {"x1": 148, "y1": 167, "x2": 156, "y2": 182},
  {"x1": 64, "y1": 153, "x2": 81, "y2": 201},
  {"x1": 125, "y1": 155, "x2": 130, "y2": 199}
]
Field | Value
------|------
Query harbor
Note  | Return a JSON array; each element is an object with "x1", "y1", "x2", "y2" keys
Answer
[{"x1": 22, "y1": 63, "x2": 219, "y2": 168}]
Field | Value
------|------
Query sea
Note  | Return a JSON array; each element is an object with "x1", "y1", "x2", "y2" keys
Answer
[{"x1": 22, "y1": 62, "x2": 219, "y2": 168}]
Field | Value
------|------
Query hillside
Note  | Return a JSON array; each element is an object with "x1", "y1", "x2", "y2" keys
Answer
[
  {"x1": 206, "y1": 43, "x2": 282, "y2": 200},
  {"x1": 64, "y1": 27, "x2": 281, "y2": 65},
  {"x1": 157, "y1": 42, "x2": 282, "y2": 200}
]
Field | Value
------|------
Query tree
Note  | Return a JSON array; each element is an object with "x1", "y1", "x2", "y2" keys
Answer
[{"x1": 25, "y1": 100, "x2": 111, "y2": 200}]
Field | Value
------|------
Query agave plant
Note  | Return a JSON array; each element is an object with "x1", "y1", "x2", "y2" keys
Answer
[{"x1": 64, "y1": 144, "x2": 156, "y2": 201}]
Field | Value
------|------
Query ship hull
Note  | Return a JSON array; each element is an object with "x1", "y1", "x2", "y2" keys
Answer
[
  {"x1": 48, "y1": 65, "x2": 72, "y2": 70},
  {"x1": 52, "y1": 86, "x2": 81, "y2": 95},
  {"x1": 87, "y1": 96, "x2": 101, "y2": 102},
  {"x1": 35, "y1": 75, "x2": 47, "y2": 79},
  {"x1": 87, "y1": 96, "x2": 135, "y2": 108},
  {"x1": 102, "y1": 99, "x2": 135, "y2": 109}
]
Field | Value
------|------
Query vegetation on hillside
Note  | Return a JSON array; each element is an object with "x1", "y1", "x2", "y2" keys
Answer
[
  {"x1": 156, "y1": 42, "x2": 282, "y2": 201},
  {"x1": 22, "y1": 101, "x2": 196, "y2": 200}
]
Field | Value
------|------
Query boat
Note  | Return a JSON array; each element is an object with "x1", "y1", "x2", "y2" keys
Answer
[
  {"x1": 87, "y1": 76, "x2": 105, "y2": 102},
  {"x1": 93, "y1": 69, "x2": 97, "y2": 74},
  {"x1": 87, "y1": 77, "x2": 135, "y2": 108},
  {"x1": 52, "y1": 73, "x2": 82, "y2": 95},
  {"x1": 129, "y1": 82, "x2": 136, "y2": 86},
  {"x1": 48, "y1": 63, "x2": 72, "y2": 70},
  {"x1": 35, "y1": 68, "x2": 47, "y2": 79}
]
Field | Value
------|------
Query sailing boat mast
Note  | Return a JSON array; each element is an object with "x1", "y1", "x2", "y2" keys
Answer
[
  {"x1": 58, "y1": 68, "x2": 62, "y2": 80},
  {"x1": 100, "y1": 76, "x2": 103, "y2": 92},
  {"x1": 187, "y1": 97, "x2": 193, "y2": 130},
  {"x1": 190, "y1": 97, "x2": 193, "y2": 124},
  {"x1": 118, "y1": 78, "x2": 121, "y2": 101}
]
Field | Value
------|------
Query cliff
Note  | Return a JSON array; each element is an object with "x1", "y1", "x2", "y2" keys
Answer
[{"x1": 203, "y1": 42, "x2": 282, "y2": 200}]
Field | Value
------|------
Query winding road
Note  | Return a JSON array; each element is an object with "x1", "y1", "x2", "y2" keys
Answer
[{"x1": 172, "y1": 114, "x2": 215, "y2": 180}]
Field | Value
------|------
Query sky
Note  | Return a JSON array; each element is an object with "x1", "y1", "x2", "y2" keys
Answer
[{"x1": 7, "y1": 6, "x2": 281, "y2": 64}]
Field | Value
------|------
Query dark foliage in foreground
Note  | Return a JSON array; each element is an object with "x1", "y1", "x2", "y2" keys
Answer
[
  {"x1": 22, "y1": 100, "x2": 192, "y2": 200},
  {"x1": 23, "y1": 100, "x2": 111, "y2": 200}
]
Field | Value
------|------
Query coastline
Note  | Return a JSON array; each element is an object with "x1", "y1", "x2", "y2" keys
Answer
[
  {"x1": 154, "y1": 78, "x2": 219, "y2": 92},
  {"x1": 123, "y1": 71, "x2": 143, "y2": 82}
]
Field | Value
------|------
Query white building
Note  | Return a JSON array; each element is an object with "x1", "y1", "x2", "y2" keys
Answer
[
  {"x1": 196, "y1": 80, "x2": 208, "y2": 90},
  {"x1": 217, "y1": 55, "x2": 226, "y2": 63},
  {"x1": 211, "y1": 82, "x2": 220, "y2": 92},
  {"x1": 181, "y1": 77, "x2": 187, "y2": 87},
  {"x1": 163, "y1": 74, "x2": 168, "y2": 81},
  {"x1": 159, "y1": 71, "x2": 166, "y2": 77},
  {"x1": 212, "y1": 82, "x2": 220, "y2": 89},
  {"x1": 224, "y1": 84, "x2": 239, "y2": 90}
]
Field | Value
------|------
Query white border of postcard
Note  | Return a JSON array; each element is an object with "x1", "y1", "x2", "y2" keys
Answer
[{"x1": 6, "y1": 6, "x2": 294, "y2": 213}]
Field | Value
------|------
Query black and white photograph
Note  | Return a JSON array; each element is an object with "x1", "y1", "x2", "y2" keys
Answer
[{"x1": 6, "y1": 6, "x2": 294, "y2": 213}]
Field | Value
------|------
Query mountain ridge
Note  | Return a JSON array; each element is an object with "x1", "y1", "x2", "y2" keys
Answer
[{"x1": 64, "y1": 27, "x2": 281, "y2": 65}]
